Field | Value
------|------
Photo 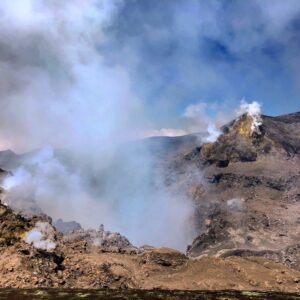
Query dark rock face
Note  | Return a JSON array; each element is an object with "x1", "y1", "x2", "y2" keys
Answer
[
  {"x1": 218, "y1": 243, "x2": 300, "y2": 272},
  {"x1": 208, "y1": 173, "x2": 286, "y2": 191},
  {"x1": 0, "y1": 200, "x2": 33, "y2": 247}
]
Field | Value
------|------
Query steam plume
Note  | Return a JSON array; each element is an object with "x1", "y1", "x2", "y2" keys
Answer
[
  {"x1": 24, "y1": 221, "x2": 56, "y2": 251},
  {"x1": 0, "y1": 0, "x2": 203, "y2": 251},
  {"x1": 236, "y1": 101, "x2": 263, "y2": 133}
]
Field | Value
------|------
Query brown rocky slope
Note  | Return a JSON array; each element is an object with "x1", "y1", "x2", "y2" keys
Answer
[
  {"x1": 0, "y1": 199, "x2": 300, "y2": 291},
  {"x1": 177, "y1": 112, "x2": 300, "y2": 271}
]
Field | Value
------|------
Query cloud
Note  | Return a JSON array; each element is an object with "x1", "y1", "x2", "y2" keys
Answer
[
  {"x1": 139, "y1": 128, "x2": 188, "y2": 138},
  {"x1": 0, "y1": 0, "x2": 143, "y2": 154},
  {"x1": 102, "y1": 0, "x2": 300, "y2": 117},
  {"x1": 0, "y1": 0, "x2": 299, "y2": 149}
]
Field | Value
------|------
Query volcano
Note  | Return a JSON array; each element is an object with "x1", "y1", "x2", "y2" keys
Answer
[
  {"x1": 176, "y1": 112, "x2": 300, "y2": 269},
  {"x1": 0, "y1": 111, "x2": 300, "y2": 291}
]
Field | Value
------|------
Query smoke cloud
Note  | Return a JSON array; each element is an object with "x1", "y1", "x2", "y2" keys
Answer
[
  {"x1": 0, "y1": 0, "x2": 199, "y2": 250},
  {"x1": 24, "y1": 221, "x2": 56, "y2": 251},
  {"x1": 0, "y1": 0, "x2": 295, "y2": 251},
  {"x1": 0, "y1": 0, "x2": 142, "y2": 153},
  {"x1": 236, "y1": 100, "x2": 263, "y2": 133}
]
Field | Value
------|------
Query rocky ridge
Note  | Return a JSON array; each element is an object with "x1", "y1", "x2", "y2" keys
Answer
[{"x1": 182, "y1": 112, "x2": 300, "y2": 269}]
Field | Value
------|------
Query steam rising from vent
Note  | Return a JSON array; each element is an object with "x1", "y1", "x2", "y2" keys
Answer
[
  {"x1": 24, "y1": 222, "x2": 56, "y2": 251},
  {"x1": 205, "y1": 124, "x2": 221, "y2": 143},
  {"x1": 236, "y1": 101, "x2": 263, "y2": 134},
  {"x1": 226, "y1": 198, "x2": 245, "y2": 212},
  {"x1": 2, "y1": 167, "x2": 32, "y2": 190},
  {"x1": 2, "y1": 144, "x2": 196, "y2": 250}
]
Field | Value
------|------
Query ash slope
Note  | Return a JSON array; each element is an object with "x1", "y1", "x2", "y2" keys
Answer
[
  {"x1": 177, "y1": 112, "x2": 300, "y2": 270},
  {"x1": 0, "y1": 200, "x2": 300, "y2": 291}
]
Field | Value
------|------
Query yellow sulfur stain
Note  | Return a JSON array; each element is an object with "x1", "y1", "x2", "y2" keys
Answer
[
  {"x1": 18, "y1": 230, "x2": 28, "y2": 239},
  {"x1": 238, "y1": 118, "x2": 253, "y2": 138},
  {"x1": 201, "y1": 143, "x2": 214, "y2": 157}
]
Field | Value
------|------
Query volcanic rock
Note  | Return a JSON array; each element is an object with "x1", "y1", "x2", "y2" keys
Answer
[{"x1": 182, "y1": 112, "x2": 300, "y2": 269}]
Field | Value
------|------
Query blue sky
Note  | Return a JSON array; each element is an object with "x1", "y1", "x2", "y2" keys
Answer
[
  {"x1": 0, "y1": 0, "x2": 300, "y2": 150},
  {"x1": 100, "y1": 0, "x2": 300, "y2": 122}
]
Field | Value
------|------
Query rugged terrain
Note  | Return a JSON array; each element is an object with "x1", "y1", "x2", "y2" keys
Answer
[
  {"x1": 0, "y1": 200, "x2": 300, "y2": 291},
  {"x1": 0, "y1": 111, "x2": 300, "y2": 291},
  {"x1": 183, "y1": 113, "x2": 300, "y2": 269}
]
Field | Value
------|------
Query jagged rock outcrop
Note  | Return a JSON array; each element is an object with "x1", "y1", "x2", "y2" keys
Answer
[{"x1": 62, "y1": 224, "x2": 133, "y2": 251}]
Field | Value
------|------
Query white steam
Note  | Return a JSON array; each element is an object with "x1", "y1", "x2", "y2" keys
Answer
[
  {"x1": 136, "y1": 102, "x2": 222, "y2": 140},
  {"x1": 24, "y1": 221, "x2": 56, "y2": 251},
  {"x1": 2, "y1": 167, "x2": 32, "y2": 190},
  {"x1": 2, "y1": 144, "x2": 196, "y2": 250},
  {"x1": 236, "y1": 100, "x2": 263, "y2": 133},
  {"x1": 0, "y1": 0, "x2": 139, "y2": 153},
  {"x1": 227, "y1": 198, "x2": 245, "y2": 212},
  {"x1": 0, "y1": 1, "x2": 209, "y2": 251},
  {"x1": 205, "y1": 123, "x2": 221, "y2": 143}
]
